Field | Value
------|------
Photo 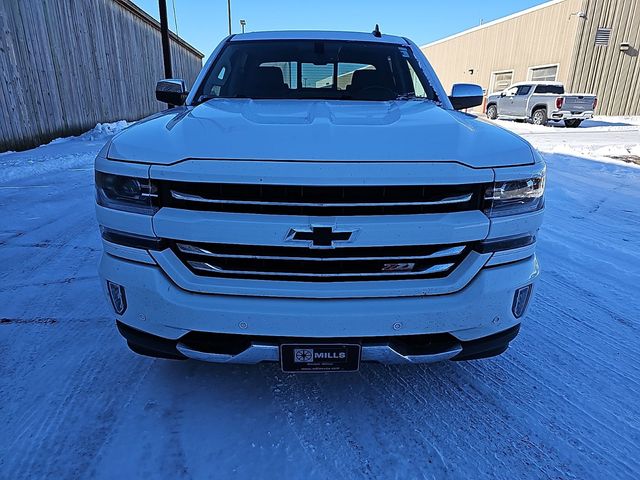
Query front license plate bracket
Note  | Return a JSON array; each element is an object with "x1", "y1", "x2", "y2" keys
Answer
[{"x1": 280, "y1": 344, "x2": 361, "y2": 372}]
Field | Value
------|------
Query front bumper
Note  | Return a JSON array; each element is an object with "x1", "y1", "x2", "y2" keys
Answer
[
  {"x1": 117, "y1": 320, "x2": 522, "y2": 364},
  {"x1": 100, "y1": 251, "x2": 539, "y2": 362}
]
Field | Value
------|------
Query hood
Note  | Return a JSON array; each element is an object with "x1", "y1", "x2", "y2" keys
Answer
[{"x1": 107, "y1": 99, "x2": 534, "y2": 167}]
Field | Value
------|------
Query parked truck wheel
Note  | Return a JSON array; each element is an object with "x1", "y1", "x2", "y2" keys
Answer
[
  {"x1": 531, "y1": 108, "x2": 548, "y2": 126},
  {"x1": 486, "y1": 104, "x2": 498, "y2": 120},
  {"x1": 564, "y1": 119, "x2": 582, "y2": 128}
]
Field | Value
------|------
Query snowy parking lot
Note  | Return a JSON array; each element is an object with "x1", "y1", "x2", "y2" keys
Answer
[{"x1": 1, "y1": 117, "x2": 639, "y2": 479}]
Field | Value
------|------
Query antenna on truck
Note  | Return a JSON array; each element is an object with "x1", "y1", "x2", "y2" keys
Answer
[{"x1": 372, "y1": 24, "x2": 381, "y2": 37}]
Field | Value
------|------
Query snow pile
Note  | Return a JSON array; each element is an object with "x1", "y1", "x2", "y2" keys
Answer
[
  {"x1": 590, "y1": 143, "x2": 640, "y2": 157},
  {"x1": 79, "y1": 120, "x2": 131, "y2": 141},
  {"x1": 0, "y1": 121, "x2": 131, "y2": 184},
  {"x1": 47, "y1": 120, "x2": 131, "y2": 146}
]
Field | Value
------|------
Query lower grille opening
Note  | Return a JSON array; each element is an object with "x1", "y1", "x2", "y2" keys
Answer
[
  {"x1": 179, "y1": 331, "x2": 459, "y2": 357},
  {"x1": 171, "y1": 241, "x2": 471, "y2": 282}
]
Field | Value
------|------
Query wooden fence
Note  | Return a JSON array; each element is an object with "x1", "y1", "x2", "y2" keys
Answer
[{"x1": 0, "y1": 0, "x2": 204, "y2": 152}]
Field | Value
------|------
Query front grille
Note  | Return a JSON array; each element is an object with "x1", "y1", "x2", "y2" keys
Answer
[
  {"x1": 157, "y1": 181, "x2": 486, "y2": 216},
  {"x1": 172, "y1": 241, "x2": 471, "y2": 282}
]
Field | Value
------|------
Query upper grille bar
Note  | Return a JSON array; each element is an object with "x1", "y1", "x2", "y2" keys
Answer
[
  {"x1": 157, "y1": 181, "x2": 486, "y2": 216},
  {"x1": 170, "y1": 190, "x2": 474, "y2": 207}
]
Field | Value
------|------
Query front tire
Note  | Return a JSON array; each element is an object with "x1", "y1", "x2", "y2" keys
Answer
[
  {"x1": 564, "y1": 119, "x2": 582, "y2": 128},
  {"x1": 531, "y1": 108, "x2": 548, "y2": 126},
  {"x1": 486, "y1": 104, "x2": 498, "y2": 120}
]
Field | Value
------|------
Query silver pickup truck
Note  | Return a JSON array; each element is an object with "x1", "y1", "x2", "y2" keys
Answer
[{"x1": 486, "y1": 81, "x2": 597, "y2": 127}]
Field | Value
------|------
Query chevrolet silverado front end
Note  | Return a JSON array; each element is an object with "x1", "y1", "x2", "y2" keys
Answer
[{"x1": 96, "y1": 31, "x2": 544, "y2": 371}]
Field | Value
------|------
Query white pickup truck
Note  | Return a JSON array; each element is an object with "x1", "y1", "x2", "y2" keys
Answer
[
  {"x1": 486, "y1": 81, "x2": 597, "y2": 127},
  {"x1": 95, "y1": 30, "x2": 545, "y2": 372}
]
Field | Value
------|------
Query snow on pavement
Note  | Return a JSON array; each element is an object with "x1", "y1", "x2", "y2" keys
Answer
[
  {"x1": 0, "y1": 121, "x2": 131, "y2": 184},
  {"x1": 494, "y1": 116, "x2": 640, "y2": 166},
  {"x1": 0, "y1": 118, "x2": 639, "y2": 479}
]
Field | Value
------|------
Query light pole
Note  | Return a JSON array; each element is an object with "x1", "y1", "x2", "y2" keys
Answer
[
  {"x1": 158, "y1": 0, "x2": 172, "y2": 79},
  {"x1": 227, "y1": 0, "x2": 231, "y2": 35},
  {"x1": 240, "y1": 19, "x2": 246, "y2": 34}
]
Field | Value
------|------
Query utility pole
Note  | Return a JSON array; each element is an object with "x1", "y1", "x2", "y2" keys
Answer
[
  {"x1": 158, "y1": 0, "x2": 173, "y2": 79},
  {"x1": 227, "y1": 0, "x2": 232, "y2": 35}
]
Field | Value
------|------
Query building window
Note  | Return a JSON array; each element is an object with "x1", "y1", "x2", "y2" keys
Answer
[
  {"x1": 490, "y1": 70, "x2": 513, "y2": 93},
  {"x1": 529, "y1": 65, "x2": 558, "y2": 82},
  {"x1": 595, "y1": 28, "x2": 612, "y2": 46}
]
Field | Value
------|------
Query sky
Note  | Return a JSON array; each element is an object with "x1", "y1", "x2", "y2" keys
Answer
[{"x1": 132, "y1": 0, "x2": 554, "y2": 56}]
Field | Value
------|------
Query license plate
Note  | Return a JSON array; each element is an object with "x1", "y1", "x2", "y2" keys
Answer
[{"x1": 280, "y1": 344, "x2": 361, "y2": 372}]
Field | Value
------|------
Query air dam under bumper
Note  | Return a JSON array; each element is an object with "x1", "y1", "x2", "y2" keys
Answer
[
  {"x1": 101, "y1": 252, "x2": 538, "y2": 362},
  {"x1": 117, "y1": 320, "x2": 521, "y2": 364}
]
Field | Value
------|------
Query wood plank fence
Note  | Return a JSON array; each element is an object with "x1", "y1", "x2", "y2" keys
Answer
[{"x1": 0, "y1": 0, "x2": 204, "y2": 152}]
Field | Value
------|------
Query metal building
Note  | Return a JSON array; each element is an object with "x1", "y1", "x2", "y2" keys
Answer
[{"x1": 421, "y1": 0, "x2": 640, "y2": 116}]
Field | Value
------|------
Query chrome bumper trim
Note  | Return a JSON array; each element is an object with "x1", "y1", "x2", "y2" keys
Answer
[{"x1": 176, "y1": 342, "x2": 463, "y2": 365}]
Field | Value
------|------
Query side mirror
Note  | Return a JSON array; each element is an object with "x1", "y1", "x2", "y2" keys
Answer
[
  {"x1": 156, "y1": 79, "x2": 187, "y2": 106},
  {"x1": 449, "y1": 83, "x2": 484, "y2": 110},
  {"x1": 500, "y1": 92, "x2": 506, "y2": 98}
]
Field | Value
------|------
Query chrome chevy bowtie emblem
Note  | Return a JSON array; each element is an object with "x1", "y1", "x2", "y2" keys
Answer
[{"x1": 287, "y1": 226, "x2": 356, "y2": 248}]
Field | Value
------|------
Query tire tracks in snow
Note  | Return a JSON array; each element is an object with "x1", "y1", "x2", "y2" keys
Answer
[{"x1": 270, "y1": 369, "x2": 450, "y2": 479}]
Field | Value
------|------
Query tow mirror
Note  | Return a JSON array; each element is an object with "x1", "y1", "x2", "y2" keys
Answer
[
  {"x1": 449, "y1": 83, "x2": 484, "y2": 110},
  {"x1": 156, "y1": 79, "x2": 187, "y2": 106}
]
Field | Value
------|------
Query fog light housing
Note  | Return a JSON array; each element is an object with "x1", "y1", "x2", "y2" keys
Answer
[
  {"x1": 512, "y1": 285, "x2": 533, "y2": 318},
  {"x1": 107, "y1": 281, "x2": 127, "y2": 315}
]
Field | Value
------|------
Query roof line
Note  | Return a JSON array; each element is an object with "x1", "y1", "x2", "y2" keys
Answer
[
  {"x1": 114, "y1": 0, "x2": 204, "y2": 58},
  {"x1": 420, "y1": 0, "x2": 567, "y2": 49}
]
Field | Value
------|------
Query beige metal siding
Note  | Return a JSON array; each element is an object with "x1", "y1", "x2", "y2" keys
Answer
[
  {"x1": 0, "y1": 0, "x2": 204, "y2": 152},
  {"x1": 421, "y1": 0, "x2": 584, "y2": 101},
  {"x1": 569, "y1": 0, "x2": 640, "y2": 115}
]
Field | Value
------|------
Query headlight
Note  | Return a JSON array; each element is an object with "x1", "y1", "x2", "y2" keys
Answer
[
  {"x1": 95, "y1": 172, "x2": 158, "y2": 215},
  {"x1": 484, "y1": 173, "x2": 545, "y2": 217}
]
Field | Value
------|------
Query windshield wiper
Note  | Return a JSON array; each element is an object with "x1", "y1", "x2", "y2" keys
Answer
[
  {"x1": 395, "y1": 93, "x2": 419, "y2": 100},
  {"x1": 195, "y1": 94, "x2": 216, "y2": 105},
  {"x1": 195, "y1": 93, "x2": 249, "y2": 105},
  {"x1": 395, "y1": 94, "x2": 437, "y2": 104}
]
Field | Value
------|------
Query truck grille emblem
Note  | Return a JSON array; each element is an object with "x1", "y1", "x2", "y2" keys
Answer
[{"x1": 288, "y1": 226, "x2": 355, "y2": 248}]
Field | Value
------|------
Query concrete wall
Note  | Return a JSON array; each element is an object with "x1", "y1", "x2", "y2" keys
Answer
[
  {"x1": 568, "y1": 0, "x2": 640, "y2": 115},
  {"x1": 0, "y1": 0, "x2": 204, "y2": 152}
]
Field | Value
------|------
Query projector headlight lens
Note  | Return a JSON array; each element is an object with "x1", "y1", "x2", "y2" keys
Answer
[
  {"x1": 485, "y1": 172, "x2": 545, "y2": 217},
  {"x1": 96, "y1": 172, "x2": 158, "y2": 215}
]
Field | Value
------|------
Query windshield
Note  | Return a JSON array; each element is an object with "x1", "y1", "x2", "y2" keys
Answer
[{"x1": 195, "y1": 40, "x2": 437, "y2": 102}]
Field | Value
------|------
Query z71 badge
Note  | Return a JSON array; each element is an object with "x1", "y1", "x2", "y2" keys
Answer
[{"x1": 381, "y1": 263, "x2": 415, "y2": 272}]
